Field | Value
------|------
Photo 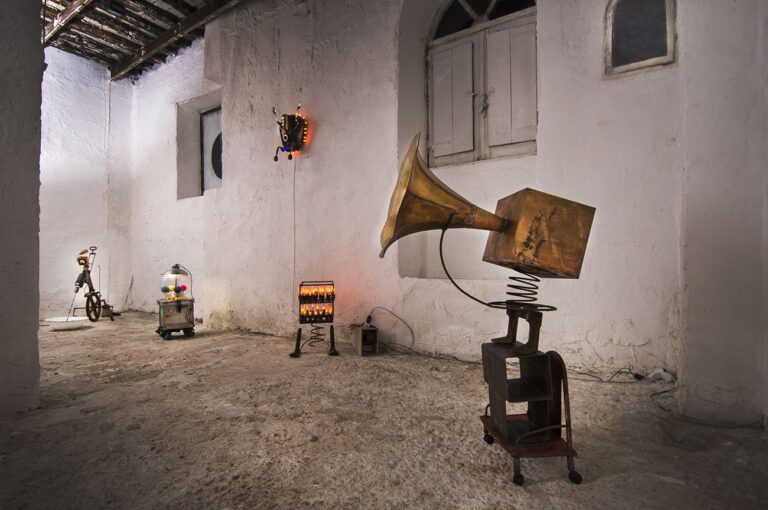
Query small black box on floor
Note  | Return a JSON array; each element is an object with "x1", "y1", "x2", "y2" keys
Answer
[{"x1": 354, "y1": 325, "x2": 379, "y2": 356}]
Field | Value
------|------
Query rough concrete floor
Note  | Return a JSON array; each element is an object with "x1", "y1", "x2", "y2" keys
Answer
[{"x1": 1, "y1": 313, "x2": 766, "y2": 509}]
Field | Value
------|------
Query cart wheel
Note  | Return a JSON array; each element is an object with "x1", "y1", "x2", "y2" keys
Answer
[
  {"x1": 183, "y1": 328, "x2": 195, "y2": 337},
  {"x1": 162, "y1": 331, "x2": 172, "y2": 341},
  {"x1": 85, "y1": 294, "x2": 102, "y2": 322},
  {"x1": 483, "y1": 432, "x2": 494, "y2": 445},
  {"x1": 512, "y1": 474, "x2": 524, "y2": 486},
  {"x1": 568, "y1": 471, "x2": 583, "y2": 484}
]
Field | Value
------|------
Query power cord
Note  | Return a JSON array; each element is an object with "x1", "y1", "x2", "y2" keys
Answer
[
  {"x1": 367, "y1": 306, "x2": 415, "y2": 350},
  {"x1": 569, "y1": 366, "x2": 645, "y2": 383}
]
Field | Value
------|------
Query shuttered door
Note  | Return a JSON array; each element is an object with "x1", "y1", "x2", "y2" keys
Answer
[
  {"x1": 486, "y1": 18, "x2": 537, "y2": 147},
  {"x1": 429, "y1": 40, "x2": 475, "y2": 158}
]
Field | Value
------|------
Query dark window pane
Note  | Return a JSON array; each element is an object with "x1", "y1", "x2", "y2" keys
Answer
[
  {"x1": 488, "y1": 0, "x2": 536, "y2": 20},
  {"x1": 466, "y1": 0, "x2": 491, "y2": 17},
  {"x1": 611, "y1": 0, "x2": 667, "y2": 68},
  {"x1": 212, "y1": 133, "x2": 223, "y2": 179},
  {"x1": 435, "y1": 1, "x2": 474, "y2": 39}
]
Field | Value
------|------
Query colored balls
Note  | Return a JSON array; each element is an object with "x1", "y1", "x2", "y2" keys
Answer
[
  {"x1": 161, "y1": 285, "x2": 169, "y2": 293},
  {"x1": 174, "y1": 286, "x2": 182, "y2": 293},
  {"x1": 180, "y1": 284, "x2": 187, "y2": 291}
]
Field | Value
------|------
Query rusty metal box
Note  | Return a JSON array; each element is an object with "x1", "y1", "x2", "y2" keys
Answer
[{"x1": 483, "y1": 188, "x2": 595, "y2": 278}]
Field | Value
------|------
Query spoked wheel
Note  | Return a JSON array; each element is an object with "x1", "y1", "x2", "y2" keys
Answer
[{"x1": 85, "y1": 293, "x2": 102, "y2": 322}]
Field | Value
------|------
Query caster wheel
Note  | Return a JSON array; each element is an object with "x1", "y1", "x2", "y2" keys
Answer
[
  {"x1": 183, "y1": 328, "x2": 195, "y2": 337},
  {"x1": 512, "y1": 474, "x2": 524, "y2": 486},
  {"x1": 483, "y1": 432, "x2": 494, "y2": 445},
  {"x1": 568, "y1": 471, "x2": 583, "y2": 484},
  {"x1": 162, "y1": 332, "x2": 172, "y2": 341}
]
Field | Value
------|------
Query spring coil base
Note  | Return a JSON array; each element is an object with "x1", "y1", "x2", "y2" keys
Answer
[
  {"x1": 488, "y1": 270, "x2": 557, "y2": 312},
  {"x1": 307, "y1": 324, "x2": 326, "y2": 346}
]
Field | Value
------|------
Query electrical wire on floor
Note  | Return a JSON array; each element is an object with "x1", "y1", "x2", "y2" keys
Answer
[
  {"x1": 650, "y1": 387, "x2": 765, "y2": 429},
  {"x1": 569, "y1": 366, "x2": 645, "y2": 383}
]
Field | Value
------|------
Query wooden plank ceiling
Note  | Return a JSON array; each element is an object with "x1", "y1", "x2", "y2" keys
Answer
[{"x1": 41, "y1": 0, "x2": 240, "y2": 80}]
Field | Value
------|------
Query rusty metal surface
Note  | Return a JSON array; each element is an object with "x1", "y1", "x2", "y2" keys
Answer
[
  {"x1": 483, "y1": 188, "x2": 595, "y2": 278},
  {"x1": 379, "y1": 134, "x2": 507, "y2": 257}
]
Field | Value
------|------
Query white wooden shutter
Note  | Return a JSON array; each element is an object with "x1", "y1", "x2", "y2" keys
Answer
[
  {"x1": 486, "y1": 20, "x2": 537, "y2": 147},
  {"x1": 430, "y1": 40, "x2": 474, "y2": 158}
]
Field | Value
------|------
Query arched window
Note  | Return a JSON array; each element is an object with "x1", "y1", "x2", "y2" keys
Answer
[
  {"x1": 428, "y1": 0, "x2": 537, "y2": 167},
  {"x1": 605, "y1": 0, "x2": 676, "y2": 75}
]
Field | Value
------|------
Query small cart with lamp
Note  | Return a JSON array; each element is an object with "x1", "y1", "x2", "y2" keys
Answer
[{"x1": 156, "y1": 264, "x2": 195, "y2": 340}]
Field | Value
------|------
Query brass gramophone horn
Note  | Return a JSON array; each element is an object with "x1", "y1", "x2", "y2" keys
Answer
[{"x1": 379, "y1": 134, "x2": 508, "y2": 257}]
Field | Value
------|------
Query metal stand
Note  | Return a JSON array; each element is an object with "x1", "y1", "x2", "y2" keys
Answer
[
  {"x1": 490, "y1": 303, "x2": 543, "y2": 354},
  {"x1": 289, "y1": 325, "x2": 339, "y2": 357},
  {"x1": 480, "y1": 314, "x2": 581, "y2": 486}
]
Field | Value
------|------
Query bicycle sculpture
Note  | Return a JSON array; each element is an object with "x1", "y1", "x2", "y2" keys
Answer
[{"x1": 72, "y1": 246, "x2": 120, "y2": 322}]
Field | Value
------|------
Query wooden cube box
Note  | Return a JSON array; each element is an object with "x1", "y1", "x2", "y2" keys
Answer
[{"x1": 483, "y1": 188, "x2": 595, "y2": 278}]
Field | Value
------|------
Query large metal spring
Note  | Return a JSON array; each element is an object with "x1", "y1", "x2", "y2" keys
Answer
[
  {"x1": 308, "y1": 323, "x2": 326, "y2": 346},
  {"x1": 439, "y1": 225, "x2": 556, "y2": 312},
  {"x1": 500, "y1": 269, "x2": 556, "y2": 312}
]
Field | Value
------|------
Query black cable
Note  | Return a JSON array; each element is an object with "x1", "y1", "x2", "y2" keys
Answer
[
  {"x1": 438, "y1": 227, "x2": 506, "y2": 310},
  {"x1": 369, "y1": 306, "x2": 415, "y2": 349},
  {"x1": 569, "y1": 367, "x2": 643, "y2": 384}
]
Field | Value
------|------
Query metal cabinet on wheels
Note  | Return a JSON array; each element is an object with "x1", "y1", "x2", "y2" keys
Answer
[{"x1": 480, "y1": 342, "x2": 582, "y2": 486}]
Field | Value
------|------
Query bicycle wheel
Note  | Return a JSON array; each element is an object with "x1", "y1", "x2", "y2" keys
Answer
[{"x1": 86, "y1": 293, "x2": 102, "y2": 322}]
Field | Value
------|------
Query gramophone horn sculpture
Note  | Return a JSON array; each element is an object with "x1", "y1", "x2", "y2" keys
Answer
[
  {"x1": 379, "y1": 134, "x2": 595, "y2": 351},
  {"x1": 379, "y1": 134, "x2": 508, "y2": 258},
  {"x1": 378, "y1": 134, "x2": 595, "y2": 485}
]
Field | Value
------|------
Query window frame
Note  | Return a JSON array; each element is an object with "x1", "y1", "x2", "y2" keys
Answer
[
  {"x1": 199, "y1": 105, "x2": 223, "y2": 194},
  {"x1": 175, "y1": 88, "x2": 222, "y2": 200},
  {"x1": 427, "y1": 6, "x2": 537, "y2": 168},
  {"x1": 604, "y1": 0, "x2": 677, "y2": 76}
]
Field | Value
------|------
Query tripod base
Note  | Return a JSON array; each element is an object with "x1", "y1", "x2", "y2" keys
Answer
[
  {"x1": 289, "y1": 325, "x2": 340, "y2": 357},
  {"x1": 328, "y1": 325, "x2": 339, "y2": 356},
  {"x1": 289, "y1": 328, "x2": 302, "y2": 357}
]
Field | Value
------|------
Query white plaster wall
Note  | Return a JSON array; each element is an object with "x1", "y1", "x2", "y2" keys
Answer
[
  {"x1": 535, "y1": 0, "x2": 683, "y2": 374},
  {"x1": 98, "y1": 0, "x2": 767, "y2": 425},
  {"x1": 150, "y1": 0, "x2": 679, "y2": 372},
  {"x1": 395, "y1": 0, "x2": 682, "y2": 371},
  {"x1": 40, "y1": 48, "x2": 113, "y2": 317},
  {"x1": 105, "y1": 78, "x2": 136, "y2": 312},
  {"x1": 677, "y1": 0, "x2": 767, "y2": 424},
  {"x1": 0, "y1": 0, "x2": 44, "y2": 413},
  {"x1": 128, "y1": 40, "x2": 213, "y2": 316}
]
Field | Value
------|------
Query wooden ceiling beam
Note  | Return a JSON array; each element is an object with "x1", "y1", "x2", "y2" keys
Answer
[
  {"x1": 111, "y1": 0, "x2": 241, "y2": 80},
  {"x1": 76, "y1": 10, "x2": 155, "y2": 47},
  {"x1": 43, "y1": 10, "x2": 143, "y2": 56},
  {"x1": 92, "y1": 7, "x2": 165, "y2": 40},
  {"x1": 156, "y1": 0, "x2": 195, "y2": 17},
  {"x1": 44, "y1": 0, "x2": 98, "y2": 45},
  {"x1": 52, "y1": 33, "x2": 121, "y2": 66},
  {"x1": 124, "y1": 0, "x2": 183, "y2": 25},
  {"x1": 119, "y1": 0, "x2": 199, "y2": 42}
]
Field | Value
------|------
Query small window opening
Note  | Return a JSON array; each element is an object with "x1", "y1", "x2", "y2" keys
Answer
[{"x1": 605, "y1": 0, "x2": 676, "y2": 75}]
